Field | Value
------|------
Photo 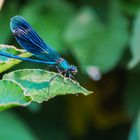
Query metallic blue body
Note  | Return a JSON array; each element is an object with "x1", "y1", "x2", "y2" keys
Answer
[{"x1": 0, "y1": 16, "x2": 77, "y2": 77}]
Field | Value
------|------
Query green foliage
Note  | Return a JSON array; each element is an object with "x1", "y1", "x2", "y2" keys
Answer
[
  {"x1": 128, "y1": 110, "x2": 140, "y2": 140},
  {"x1": 3, "y1": 69, "x2": 91, "y2": 103},
  {"x1": 21, "y1": 0, "x2": 75, "y2": 52},
  {"x1": 128, "y1": 10, "x2": 140, "y2": 69},
  {"x1": 0, "y1": 0, "x2": 140, "y2": 139},
  {"x1": 0, "y1": 45, "x2": 32, "y2": 73},
  {"x1": 0, "y1": 1, "x2": 19, "y2": 43},
  {"x1": 0, "y1": 80, "x2": 31, "y2": 111},
  {"x1": 0, "y1": 45, "x2": 91, "y2": 109},
  {"x1": 0, "y1": 111, "x2": 37, "y2": 140},
  {"x1": 64, "y1": 5, "x2": 129, "y2": 73},
  {"x1": 0, "y1": 68, "x2": 91, "y2": 110}
]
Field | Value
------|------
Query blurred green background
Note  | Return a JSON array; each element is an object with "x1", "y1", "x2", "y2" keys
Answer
[{"x1": 0, "y1": 0, "x2": 140, "y2": 139}]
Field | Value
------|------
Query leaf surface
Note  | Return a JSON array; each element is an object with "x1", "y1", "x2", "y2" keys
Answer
[
  {"x1": 0, "y1": 45, "x2": 32, "y2": 73},
  {"x1": 3, "y1": 69, "x2": 92, "y2": 103},
  {"x1": 0, "y1": 111, "x2": 37, "y2": 140},
  {"x1": 128, "y1": 10, "x2": 140, "y2": 69},
  {"x1": 64, "y1": 5, "x2": 128, "y2": 73},
  {"x1": 0, "y1": 80, "x2": 31, "y2": 111}
]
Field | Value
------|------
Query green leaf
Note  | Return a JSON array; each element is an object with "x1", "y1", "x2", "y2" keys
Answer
[
  {"x1": 0, "y1": 45, "x2": 32, "y2": 73},
  {"x1": 128, "y1": 110, "x2": 140, "y2": 140},
  {"x1": 64, "y1": 5, "x2": 129, "y2": 73},
  {"x1": 0, "y1": 1, "x2": 18, "y2": 43},
  {"x1": 0, "y1": 80, "x2": 31, "y2": 111},
  {"x1": 128, "y1": 10, "x2": 140, "y2": 69},
  {"x1": 3, "y1": 69, "x2": 92, "y2": 103},
  {"x1": 21, "y1": 1, "x2": 75, "y2": 53},
  {"x1": 0, "y1": 111, "x2": 37, "y2": 140}
]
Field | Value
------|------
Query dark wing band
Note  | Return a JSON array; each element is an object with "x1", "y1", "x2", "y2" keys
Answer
[{"x1": 10, "y1": 15, "x2": 61, "y2": 63}]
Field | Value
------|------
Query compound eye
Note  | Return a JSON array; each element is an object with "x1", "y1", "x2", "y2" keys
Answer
[
  {"x1": 73, "y1": 68, "x2": 78, "y2": 75},
  {"x1": 70, "y1": 65, "x2": 78, "y2": 75}
]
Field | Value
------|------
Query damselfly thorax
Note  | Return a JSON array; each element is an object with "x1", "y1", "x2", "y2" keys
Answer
[{"x1": 0, "y1": 15, "x2": 78, "y2": 81}]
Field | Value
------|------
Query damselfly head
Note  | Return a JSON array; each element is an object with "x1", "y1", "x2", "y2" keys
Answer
[{"x1": 69, "y1": 65, "x2": 78, "y2": 75}]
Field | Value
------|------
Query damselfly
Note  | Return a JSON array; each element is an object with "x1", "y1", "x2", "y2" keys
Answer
[{"x1": 0, "y1": 16, "x2": 78, "y2": 80}]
